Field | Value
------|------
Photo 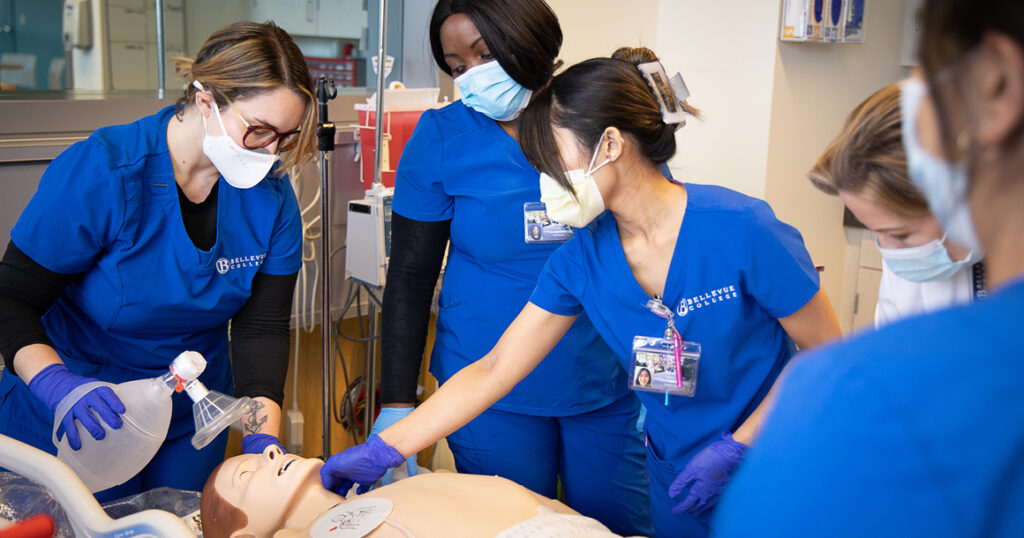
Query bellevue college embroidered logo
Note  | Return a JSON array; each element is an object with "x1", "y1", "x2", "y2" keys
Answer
[
  {"x1": 677, "y1": 284, "x2": 740, "y2": 317},
  {"x1": 216, "y1": 253, "x2": 267, "y2": 275}
]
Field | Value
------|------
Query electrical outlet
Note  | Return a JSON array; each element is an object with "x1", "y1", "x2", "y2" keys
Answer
[{"x1": 286, "y1": 409, "x2": 304, "y2": 456}]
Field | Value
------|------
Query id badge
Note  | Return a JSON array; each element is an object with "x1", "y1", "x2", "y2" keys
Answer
[
  {"x1": 524, "y1": 202, "x2": 574, "y2": 244},
  {"x1": 629, "y1": 335, "x2": 700, "y2": 397}
]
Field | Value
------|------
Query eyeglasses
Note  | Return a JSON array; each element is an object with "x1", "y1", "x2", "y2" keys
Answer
[{"x1": 225, "y1": 98, "x2": 301, "y2": 152}]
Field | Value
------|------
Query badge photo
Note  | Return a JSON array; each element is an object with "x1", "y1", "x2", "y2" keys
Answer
[{"x1": 523, "y1": 202, "x2": 574, "y2": 244}]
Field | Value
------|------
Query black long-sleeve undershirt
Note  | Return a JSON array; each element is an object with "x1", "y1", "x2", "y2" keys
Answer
[
  {"x1": 379, "y1": 212, "x2": 451, "y2": 405},
  {"x1": 0, "y1": 183, "x2": 297, "y2": 407},
  {"x1": 0, "y1": 242, "x2": 78, "y2": 375}
]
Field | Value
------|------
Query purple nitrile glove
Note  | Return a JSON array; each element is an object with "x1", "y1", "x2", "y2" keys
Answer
[
  {"x1": 668, "y1": 432, "x2": 748, "y2": 516},
  {"x1": 320, "y1": 434, "x2": 405, "y2": 495},
  {"x1": 242, "y1": 433, "x2": 286, "y2": 455},
  {"x1": 369, "y1": 407, "x2": 418, "y2": 486},
  {"x1": 28, "y1": 364, "x2": 126, "y2": 451}
]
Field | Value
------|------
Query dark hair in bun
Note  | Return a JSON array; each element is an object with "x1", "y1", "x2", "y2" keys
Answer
[{"x1": 519, "y1": 46, "x2": 700, "y2": 197}]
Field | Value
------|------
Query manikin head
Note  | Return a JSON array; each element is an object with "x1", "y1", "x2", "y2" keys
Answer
[{"x1": 201, "y1": 446, "x2": 339, "y2": 538}]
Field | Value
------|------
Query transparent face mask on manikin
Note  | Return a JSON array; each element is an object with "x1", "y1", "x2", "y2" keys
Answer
[
  {"x1": 454, "y1": 60, "x2": 533, "y2": 122},
  {"x1": 899, "y1": 77, "x2": 983, "y2": 256},
  {"x1": 539, "y1": 134, "x2": 611, "y2": 228},
  {"x1": 877, "y1": 234, "x2": 978, "y2": 283},
  {"x1": 194, "y1": 80, "x2": 277, "y2": 189}
]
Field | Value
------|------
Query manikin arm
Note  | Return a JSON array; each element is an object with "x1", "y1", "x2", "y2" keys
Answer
[{"x1": 380, "y1": 303, "x2": 577, "y2": 457}]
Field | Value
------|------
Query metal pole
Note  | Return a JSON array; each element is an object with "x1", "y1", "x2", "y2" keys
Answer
[
  {"x1": 319, "y1": 150, "x2": 331, "y2": 459},
  {"x1": 372, "y1": 0, "x2": 389, "y2": 189},
  {"x1": 316, "y1": 78, "x2": 337, "y2": 459},
  {"x1": 360, "y1": 0, "x2": 389, "y2": 437},
  {"x1": 363, "y1": 299, "x2": 377, "y2": 435},
  {"x1": 155, "y1": 0, "x2": 165, "y2": 98}
]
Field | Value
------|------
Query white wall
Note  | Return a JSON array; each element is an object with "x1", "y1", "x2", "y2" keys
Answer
[
  {"x1": 548, "y1": 0, "x2": 659, "y2": 68},
  {"x1": 763, "y1": 0, "x2": 911, "y2": 323},
  {"x1": 656, "y1": 0, "x2": 783, "y2": 198},
  {"x1": 651, "y1": 0, "x2": 911, "y2": 328},
  {"x1": 184, "y1": 0, "x2": 250, "y2": 56},
  {"x1": 401, "y1": 0, "x2": 436, "y2": 89}
]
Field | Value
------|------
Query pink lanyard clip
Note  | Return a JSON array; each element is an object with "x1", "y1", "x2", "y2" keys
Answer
[{"x1": 645, "y1": 297, "x2": 684, "y2": 388}]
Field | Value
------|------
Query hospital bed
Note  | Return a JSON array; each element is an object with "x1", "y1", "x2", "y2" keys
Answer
[{"x1": 0, "y1": 434, "x2": 196, "y2": 537}]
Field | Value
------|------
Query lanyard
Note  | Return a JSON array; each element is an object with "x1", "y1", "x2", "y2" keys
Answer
[{"x1": 646, "y1": 297, "x2": 684, "y2": 388}]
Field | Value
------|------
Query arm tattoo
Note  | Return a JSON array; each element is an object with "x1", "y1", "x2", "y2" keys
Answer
[{"x1": 243, "y1": 399, "x2": 269, "y2": 435}]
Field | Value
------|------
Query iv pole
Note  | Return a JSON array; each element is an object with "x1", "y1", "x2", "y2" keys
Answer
[
  {"x1": 317, "y1": 77, "x2": 337, "y2": 461},
  {"x1": 363, "y1": 0, "x2": 390, "y2": 437},
  {"x1": 155, "y1": 0, "x2": 165, "y2": 98}
]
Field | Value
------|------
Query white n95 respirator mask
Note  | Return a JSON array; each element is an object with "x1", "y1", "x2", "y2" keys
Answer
[
  {"x1": 194, "y1": 81, "x2": 277, "y2": 189},
  {"x1": 539, "y1": 135, "x2": 611, "y2": 228}
]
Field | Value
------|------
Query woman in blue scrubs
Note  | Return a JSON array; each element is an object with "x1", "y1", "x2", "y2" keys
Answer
[
  {"x1": 0, "y1": 22, "x2": 314, "y2": 499},
  {"x1": 322, "y1": 47, "x2": 842, "y2": 537},
  {"x1": 370, "y1": 1, "x2": 652, "y2": 535},
  {"x1": 715, "y1": 1, "x2": 1024, "y2": 535}
]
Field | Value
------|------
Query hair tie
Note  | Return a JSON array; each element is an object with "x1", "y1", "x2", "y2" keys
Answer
[{"x1": 637, "y1": 61, "x2": 691, "y2": 130}]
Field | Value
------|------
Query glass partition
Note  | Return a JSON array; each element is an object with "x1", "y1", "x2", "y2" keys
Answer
[{"x1": 0, "y1": 0, "x2": 406, "y2": 99}]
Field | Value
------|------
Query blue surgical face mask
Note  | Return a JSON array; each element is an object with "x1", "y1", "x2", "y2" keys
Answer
[
  {"x1": 877, "y1": 235, "x2": 979, "y2": 282},
  {"x1": 455, "y1": 61, "x2": 532, "y2": 122},
  {"x1": 899, "y1": 78, "x2": 983, "y2": 257}
]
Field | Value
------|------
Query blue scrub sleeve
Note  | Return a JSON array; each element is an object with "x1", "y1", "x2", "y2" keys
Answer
[
  {"x1": 11, "y1": 138, "x2": 125, "y2": 274},
  {"x1": 528, "y1": 240, "x2": 586, "y2": 317},
  {"x1": 259, "y1": 177, "x2": 302, "y2": 276},
  {"x1": 743, "y1": 202, "x2": 821, "y2": 319},
  {"x1": 391, "y1": 111, "x2": 454, "y2": 222}
]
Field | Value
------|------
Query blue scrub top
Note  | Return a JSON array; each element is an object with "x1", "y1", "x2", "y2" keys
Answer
[
  {"x1": 715, "y1": 277, "x2": 1024, "y2": 537},
  {"x1": 530, "y1": 184, "x2": 820, "y2": 466},
  {"x1": 391, "y1": 101, "x2": 627, "y2": 415},
  {"x1": 5, "y1": 105, "x2": 302, "y2": 437}
]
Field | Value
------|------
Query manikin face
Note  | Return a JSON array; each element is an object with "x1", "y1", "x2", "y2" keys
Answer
[{"x1": 212, "y1": 446, "x2": 324, "y2": 533}]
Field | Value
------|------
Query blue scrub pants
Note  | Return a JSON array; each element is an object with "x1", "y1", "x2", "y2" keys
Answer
[
  {"x1": 645, "y1": 439, "x2": 712, "y2": 537},
  {"x1": 0, "y1": 372, "x2": 227, "y2": 502},
  {"x1": 445, "y1": 393, "x2": 653, "y2": 537}
]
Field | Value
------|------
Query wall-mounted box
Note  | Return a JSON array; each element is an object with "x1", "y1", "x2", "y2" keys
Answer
[{"x1": 780, "y1": 0, "x2": 868, "y2": 44}]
